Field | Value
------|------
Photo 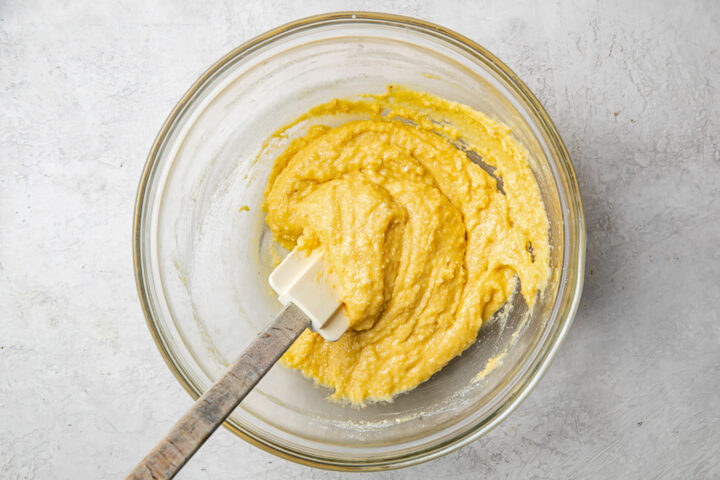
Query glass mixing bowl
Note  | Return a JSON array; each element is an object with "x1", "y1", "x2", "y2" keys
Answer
[{"x1": 133, "y1": 12, "x2": 585, "y2": 470}]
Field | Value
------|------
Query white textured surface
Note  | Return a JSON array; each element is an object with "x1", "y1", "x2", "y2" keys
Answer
[{"x1": 1, "y1": 0, "x2": 719, "y2": 478}]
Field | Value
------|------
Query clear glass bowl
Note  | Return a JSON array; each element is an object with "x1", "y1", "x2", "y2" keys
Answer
[{"x1": 133, "y1": 12, "x2": 585, "y2": 471}]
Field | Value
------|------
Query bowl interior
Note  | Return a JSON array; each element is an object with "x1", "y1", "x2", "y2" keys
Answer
[{"x1": 137, "y1": 15, "x2": 577, "y2": 467}]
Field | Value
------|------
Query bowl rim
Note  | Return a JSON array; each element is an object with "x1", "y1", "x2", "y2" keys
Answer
[{"x1": 133, "y1": 11, "x2": 586, "y2": 471}]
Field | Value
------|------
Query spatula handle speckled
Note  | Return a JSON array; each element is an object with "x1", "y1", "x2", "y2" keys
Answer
[{"x1": 127, "y1": 303, "x2": 310, "y2": 480}]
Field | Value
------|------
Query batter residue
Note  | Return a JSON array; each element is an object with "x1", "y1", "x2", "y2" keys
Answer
[{"x1": 263, "y1": 87, "x2": 549, "y2": 405}]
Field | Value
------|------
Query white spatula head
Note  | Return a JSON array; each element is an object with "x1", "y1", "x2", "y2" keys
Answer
[{"x1": 268, "y1": 248, "x2": 349, "y2": 341}]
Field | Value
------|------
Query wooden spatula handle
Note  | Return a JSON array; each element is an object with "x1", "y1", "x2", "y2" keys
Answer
[{"x1": 127, "y1": 303, "x2": 310, "y2": 480}]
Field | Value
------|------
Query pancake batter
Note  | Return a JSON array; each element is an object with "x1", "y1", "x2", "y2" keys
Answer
[{"x1": 263, "y1": 87, "x2": 549, "y2": 405}]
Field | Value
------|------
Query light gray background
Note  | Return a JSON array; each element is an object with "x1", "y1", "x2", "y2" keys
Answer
[{"x1": 2, "y1": 0, "x2": 719, "y2": 478}]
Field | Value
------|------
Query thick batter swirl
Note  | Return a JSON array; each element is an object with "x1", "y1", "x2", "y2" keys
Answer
[{"x1": 263, "y1": 87, "x2": 549, "y2": 404}]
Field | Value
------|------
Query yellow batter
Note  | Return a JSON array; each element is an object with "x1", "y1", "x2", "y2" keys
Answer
[{"x1": 263, "y1": 87, "x2": 549, "y2": 405}]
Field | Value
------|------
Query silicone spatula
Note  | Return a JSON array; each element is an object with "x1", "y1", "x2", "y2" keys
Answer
[
  {"x1": 127, "y1": 248, "x2": 347, "y2": 480},
  {"x1": 269, "y1": 248, "x2": 349, "y2": 341}
]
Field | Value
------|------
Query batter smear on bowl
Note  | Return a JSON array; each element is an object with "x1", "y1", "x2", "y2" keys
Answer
[{"x1": 263, "y1": 87, "x2": 550, "y2": 405}]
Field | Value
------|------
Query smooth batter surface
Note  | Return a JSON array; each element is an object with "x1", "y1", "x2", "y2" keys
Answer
[{"x1": 263, "y1": 87, "x2": 549, "y2": 405}]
